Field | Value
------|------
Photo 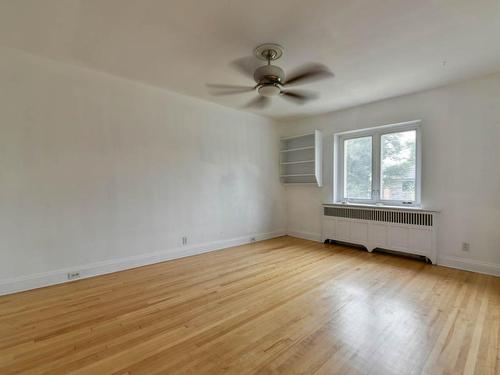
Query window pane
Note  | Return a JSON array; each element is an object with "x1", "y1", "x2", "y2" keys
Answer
[
  {"x1": 344, "y1": 136, "x2": 372, "y2": 200},
  {"x1": 381, "y1": 130, "x2": 416, "y2": 201}
]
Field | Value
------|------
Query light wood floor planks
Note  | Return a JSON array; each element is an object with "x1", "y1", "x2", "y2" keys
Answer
[{"x1": 0, "y1": 236, "x2": 499, "y2": 374}]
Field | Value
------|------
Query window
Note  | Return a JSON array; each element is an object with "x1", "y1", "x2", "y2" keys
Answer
[{"x1": 335, "y1": 121, "x2": 421, "y2": 206}]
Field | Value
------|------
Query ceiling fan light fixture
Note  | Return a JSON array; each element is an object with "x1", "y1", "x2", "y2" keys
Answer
[{"x1": 258, "y1": 84, "x2": 281, "y2": 97}]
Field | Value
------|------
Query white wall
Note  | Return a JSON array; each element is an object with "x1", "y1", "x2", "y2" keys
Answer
[
  {"x1": 0, "y1": 48, "x2": 286, "y2": 294},
  {"x1": 279, "y1": 73, "x2": 500, "y2": 275},
  {"x1": 1, "y1": 46, "x2": 499, "y2": 295}
]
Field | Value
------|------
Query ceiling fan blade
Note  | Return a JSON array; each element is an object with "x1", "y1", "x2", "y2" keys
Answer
[
  {"x1": 281, "y1": 90, "x2": 318, "y2": 104},
  {"x1": 210, "y1": 90, "x2": 254, "y2": 96},
  {"x1": 206, "y1": 83, "x2": 255, "y2": 96},
  {"x1": 206, "y1": 84, "x2": 254, "y2": 90},
  {"x1": 230, "y1": 56, "x2": 261, "y2": 80},
  {"x1": 284, "y1": 63, "x2": 334, "y2": 86},
  {"x1": 244, "y1": 96, "x2": 271, "y2": 109}
]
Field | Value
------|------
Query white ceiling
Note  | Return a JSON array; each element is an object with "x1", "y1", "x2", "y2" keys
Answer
[{"x1": 1, "y1": 0, "x2": 500, "y2": 119}]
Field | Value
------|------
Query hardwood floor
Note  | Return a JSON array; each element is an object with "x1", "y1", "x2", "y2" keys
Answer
[{"x1": 0, "y1": 236, "x2": 499, "y2": 374}]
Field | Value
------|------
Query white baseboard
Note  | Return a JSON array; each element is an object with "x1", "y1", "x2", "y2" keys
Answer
[
  {"x1": 287, "y1": 230, "x2": 322, "y2": 242},
  {"x1": 0, "y1": 230, "x2": 286, "y2": 296},
  {"x1": 437, "y1": 255, "x2": 500, "y2": 277}
]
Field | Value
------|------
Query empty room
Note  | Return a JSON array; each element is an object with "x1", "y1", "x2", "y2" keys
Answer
[{"x1": 1, "y1": 1, "x2": 499, "y2": 374}]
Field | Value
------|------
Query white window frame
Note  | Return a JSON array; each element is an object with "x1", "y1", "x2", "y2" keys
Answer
[{"x1": 334, "y1": 120, "x2": 422, "y2": 207}]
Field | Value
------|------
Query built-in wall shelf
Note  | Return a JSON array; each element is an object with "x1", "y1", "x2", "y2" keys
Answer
[
  {"x1": 280, "y1": 146, "x2": 315, "y2": 153},
  {"x1": 280, "y1": 174, "x2": 315, "y2": 177},
  {"x1": 280, "y1": 160, "x2": 315, "y2": 165},
  {"x1": 280, "y1": 130, "x2": 322, "y2": 186}
]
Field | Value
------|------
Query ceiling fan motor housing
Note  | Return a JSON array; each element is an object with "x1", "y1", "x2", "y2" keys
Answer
[{"x1": 253, "y1": 65, "x2": 285, "y2": 85}]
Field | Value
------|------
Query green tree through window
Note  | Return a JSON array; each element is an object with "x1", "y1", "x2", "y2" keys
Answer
[
  {"x1": 344, "y1": 136, "x2": 372, "y2": 199},
  {"x1": 381, "y1": 131, "x2": 416, "y2": 201}
]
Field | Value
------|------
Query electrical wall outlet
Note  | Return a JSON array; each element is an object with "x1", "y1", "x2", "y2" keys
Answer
[
  {"x1": 67, "y1": 272, "x2": 80, "y2": 280},
  {"x1": 462, "y1": 242, "x2": 470, "y2": 252},
  {"x1": 182, "y1": 236, "x2": 188, "y2": 245}
]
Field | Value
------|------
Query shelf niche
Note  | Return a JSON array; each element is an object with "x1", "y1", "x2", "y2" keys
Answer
[{"x1": 280, "y1": 130, "x2": 322, "y2": 186}]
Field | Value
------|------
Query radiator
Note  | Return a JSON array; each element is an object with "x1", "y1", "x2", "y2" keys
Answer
[{"x1": 322, "y1": 204, "x2": 438, "y2": 264}]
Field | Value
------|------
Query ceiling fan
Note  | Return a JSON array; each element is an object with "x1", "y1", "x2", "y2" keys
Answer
[{"x1": 207, "y1": 43, "x2": 334, "y2": 109}]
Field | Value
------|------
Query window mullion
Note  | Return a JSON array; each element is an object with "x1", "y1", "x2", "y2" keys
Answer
[
  {"x1": 372, "y1": 134, "x2": 381, "y2": 202},
  {"x1": 338, "y1": 137, "x2": 344, "y2": 201}
]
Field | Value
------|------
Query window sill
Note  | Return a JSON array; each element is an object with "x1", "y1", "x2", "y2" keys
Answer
[{"x1": 323, "y1": 202, "x2": 439, "y2": 213}]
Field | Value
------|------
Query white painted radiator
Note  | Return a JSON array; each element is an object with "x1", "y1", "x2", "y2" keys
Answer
[{"x1": 322, "y1": 204, "x2": 438, "y2": 264}]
